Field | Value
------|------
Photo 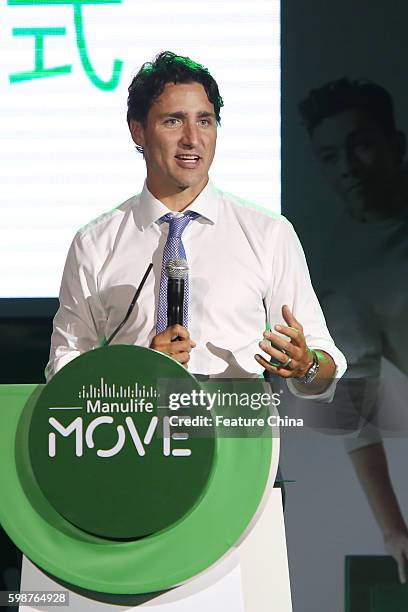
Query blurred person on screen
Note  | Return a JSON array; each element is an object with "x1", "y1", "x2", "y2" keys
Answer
[{"x1": 299, "y1": 78, "x2": 408, "y2": 582}]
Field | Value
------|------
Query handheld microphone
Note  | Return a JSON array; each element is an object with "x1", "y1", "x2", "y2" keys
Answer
[{"x1": 165, "y1": 257, "x2": 188, "y2": 327}]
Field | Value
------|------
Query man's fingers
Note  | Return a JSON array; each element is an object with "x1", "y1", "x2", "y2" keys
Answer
[
  {"x1": 261, "y1": 333, "x2": 305, "y2": 364},
  {"x1": 154, "y1": 325, "x2": 195, "y2": 346},
  {"x1": 255, "y1": 353, "x2": 295, "y2": 377},
  {"x1": 152, "y1": 325, "x2": 187, "y2": 343},
  {"x1": 259, "y1": 340, "x2": 291, "y2": 364},
  {"x1": 168, "y1": 339, "x2": 195, "y2": 354},
  {"x1": 396, "y1": 552, "x2": 406, "y2": 584},
  {"x1": 172, "y1": 351, "x2": 191, "y2": 365},
  {"x1": 150, "y1": 325, "x2": 196, "y2": 360},
  {"x1": 272, "y1": 326, "x2": 304, "y2": 346},
  {"x1": 259, "y1": 340, "x2": 303, "y2": 367},
  {"x1": 167, "y1": 324, "x2": 190, "y2": 340},
  {"x1": 400, "y1": 561, "x2": 406, "y2": 585},
  {"x1": 399, "y1": 547, "x2": 408, "y2": 584},
  {"x1": 282, "y1": 305, "x2": 302, "y2": 330},
  {"x1": 264, "y1": 330, "x2": 303, "y2": 352}
]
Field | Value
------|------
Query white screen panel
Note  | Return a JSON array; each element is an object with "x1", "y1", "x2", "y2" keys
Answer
[{"x1": 0, "y1": 0, "x2": 280, "y2": 296}]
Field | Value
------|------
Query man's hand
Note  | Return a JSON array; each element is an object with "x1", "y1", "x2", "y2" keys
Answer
[
  {"x1": 385, "y1": 529, "x2": 408, "y2": 584},
  {"x1": 255, "y1": 305, "x2": 314, "y2": 378},
  {"x1": 150, "y1": 324, "x2": 196, "y2": 368}
]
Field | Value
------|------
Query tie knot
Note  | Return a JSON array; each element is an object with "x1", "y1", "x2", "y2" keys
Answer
[{"x1": 161, "y1": 211, "x2": 198, "y2": 238}]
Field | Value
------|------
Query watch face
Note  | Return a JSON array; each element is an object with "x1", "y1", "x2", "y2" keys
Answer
[{"x1": 300, "y1": 353, "x2": 319, "y2": 383}]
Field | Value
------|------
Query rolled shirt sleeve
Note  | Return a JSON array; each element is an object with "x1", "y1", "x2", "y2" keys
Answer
[
  {"x1": 265, "y1": 217, "x2": 347, "y2": 401},
  {"x1": 45, "y1": 233, "x2": 105, "y2": 381}
]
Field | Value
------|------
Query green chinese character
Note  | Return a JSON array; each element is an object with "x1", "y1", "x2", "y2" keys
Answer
[
  {"x1": 10, "y1": 28, "x2": 72, "y2": 83},
  {"x1": 8, "y1": 0, "x2": 123, "y2": 91}
]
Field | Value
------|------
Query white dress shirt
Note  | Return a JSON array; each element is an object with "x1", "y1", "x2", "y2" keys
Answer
[
  {"x1": 46, "y1": 181, "x2": 346, "y2": 398},
  {"x1": 319, "y1": 210, "x2": 408, "y2": 447}
]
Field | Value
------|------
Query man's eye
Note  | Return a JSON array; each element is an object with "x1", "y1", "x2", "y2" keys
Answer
[
  {"x1": 199, "y1": 119, "x2": 210, "y2": 126},
  {"x1": 353, "y1": 141, "x2": 372, "y2": 153},
  {"x1": 165, "y1": 118, "x2": 181, "y2": 127},
  {"x1": 319, "y1": 152, "x2": 338, "y2": 164}
]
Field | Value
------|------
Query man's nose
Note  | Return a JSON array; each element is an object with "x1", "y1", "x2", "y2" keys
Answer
[
  {"x1": 179, "y1": 122, "x2": 199, "y2": 147},
  {"x1": 337, "y1": 149, "x2": 358, "y2": 178}
]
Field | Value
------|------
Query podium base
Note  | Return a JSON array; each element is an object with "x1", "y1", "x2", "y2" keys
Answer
[{"x1": 19, "y1": 490, "x2": 291, "y2": 611}]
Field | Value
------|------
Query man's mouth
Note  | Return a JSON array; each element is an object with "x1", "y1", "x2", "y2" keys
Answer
[
  {"x1": 175, "y1": 154, "x2": 201, "y2": 161},
  {"x1": 174, "y1": 154, "x2": 201, "y2": 168},
  {"x1": 348, "y1": 181, "x2": 366, "y2": 192}
]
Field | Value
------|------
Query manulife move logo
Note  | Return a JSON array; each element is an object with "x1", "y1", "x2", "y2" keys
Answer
[
  {"x1": 28, "y1": 346, "x2": 215, "y2": 541},
  {"x1": 48, "y1": 378, "x2": 191, "y2": 459}
]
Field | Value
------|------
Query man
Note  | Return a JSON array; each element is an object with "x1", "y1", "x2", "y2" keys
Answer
[
  {"x1": 46, "y1": 52, "x2": 345, "y2": 403},
  {"x1": 299, "y1": 78, "x2": 408, "y2": 581}
]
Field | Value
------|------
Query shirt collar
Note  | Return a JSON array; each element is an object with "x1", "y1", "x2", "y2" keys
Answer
[{"x1": 136, "y1": 179, "x2": 219, "y2": 230}]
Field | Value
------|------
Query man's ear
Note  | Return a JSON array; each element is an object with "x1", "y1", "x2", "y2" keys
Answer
[{"x1": 129, "y1": 120, "x2": 145, "y2": 148}]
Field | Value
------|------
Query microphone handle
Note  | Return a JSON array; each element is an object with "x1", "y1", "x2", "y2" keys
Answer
[{"x1": 167, "y1": 278, "x2": 185, "y2": 327}]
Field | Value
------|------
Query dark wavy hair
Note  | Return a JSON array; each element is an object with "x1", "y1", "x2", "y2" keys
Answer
[
  {"x1": 299, "y1": 78, "x2": 397, "y2": 139},
  {"x1": 127, "y1": 51, "x2": 223, "y2": 153}
]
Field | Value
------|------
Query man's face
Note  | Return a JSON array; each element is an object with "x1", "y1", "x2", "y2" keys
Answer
[
  {"x1": 130, "y1": 82, "x2": 217, "y2": 200},
  {"x1": 311, "y1": 109, "x2": 402, "y2": 219}
]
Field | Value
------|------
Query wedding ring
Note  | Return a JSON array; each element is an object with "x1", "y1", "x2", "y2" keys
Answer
[{"x1": 282, "y1": 357, "x2": 292, "y2": 368}]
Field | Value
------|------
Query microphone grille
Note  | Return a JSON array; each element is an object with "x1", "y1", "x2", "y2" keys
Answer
[{"x1": 165, "y1": 257, "x2": 189, "y2": 279}]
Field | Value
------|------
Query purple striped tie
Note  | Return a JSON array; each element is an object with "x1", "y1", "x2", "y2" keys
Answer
[{"x1": 156, "y1": 211, "x2": 198, "y2": 333}]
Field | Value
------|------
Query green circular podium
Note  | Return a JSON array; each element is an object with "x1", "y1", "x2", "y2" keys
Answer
[{"x1": 0, "y1": 345, "x2": 273, "y2": 594}]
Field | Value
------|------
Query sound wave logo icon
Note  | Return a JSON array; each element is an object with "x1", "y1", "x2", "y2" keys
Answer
[{"x1": 78, "y1": 378, "x2": 158, "y2": 400}]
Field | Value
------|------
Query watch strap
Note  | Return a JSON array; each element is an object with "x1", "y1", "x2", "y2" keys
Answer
[{"x1": 297, "y1": 350, "x2": 319, "y2": 384}]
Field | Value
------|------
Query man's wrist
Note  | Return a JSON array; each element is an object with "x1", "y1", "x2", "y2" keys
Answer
[
  {"x1": 291, "y1": 350, "x2": 336, "y2": 395},
  {"x1": 297, "y1": 350, "x2": 319, "y2": 384}
]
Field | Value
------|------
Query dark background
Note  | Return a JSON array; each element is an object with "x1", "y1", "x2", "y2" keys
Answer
[
  {"x1": 282, "y1": 0, "x2": 408, "y2": 285},
  {"x1": 0, "y1": 299, "x2": 57, "y2": 603},
  {"x1": 281, "y1": 1, "x2": 408, "y2": 610},
  {"x1": 0, "y1": 300, "x2": 57, "y2": 384}
]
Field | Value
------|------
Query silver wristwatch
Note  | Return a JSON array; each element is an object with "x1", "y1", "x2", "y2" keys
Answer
[{"x1": 298, "y1": 351, "x2": 319, "y2": 384}]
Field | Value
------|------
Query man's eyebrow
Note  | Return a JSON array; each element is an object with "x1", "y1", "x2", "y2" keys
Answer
[
  {"x1": 159, "y1": 111, "x2": 216, "y2": 119},
  {"x1": 315, "y1": 128, "x2": 375, "y2": 152},
  {"x1": 315, "y1": 145, "x2": 337, "y2": 153},
  {"x1": 348, "y1": 127, "x2": 375, "y2": 138},
  {"x1": 197, "y1": 111, "x2": 216, "y2": 118}
]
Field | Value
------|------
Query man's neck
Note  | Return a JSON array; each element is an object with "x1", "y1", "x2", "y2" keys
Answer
[
  {"x1": 146, "y1": 177, "x2": 208, "y2": 212},
  {"x1": 348, "y1": 178, "x2": 408, "y2": 223},
  {"x1": 353, "y1": 199, "x2": 407, "y2": 223}
]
